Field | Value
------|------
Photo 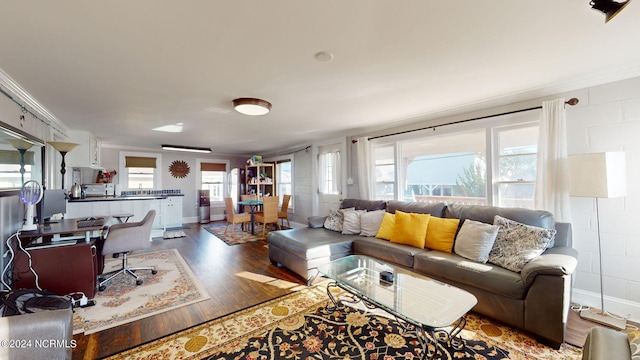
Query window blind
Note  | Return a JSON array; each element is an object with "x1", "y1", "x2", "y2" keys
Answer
[
  {"x1": 201, "y1": 163, "x2": 226, "y2": 171},
  {"x1": 125, "y1": 156, "x2": 157, "y2": 168}
]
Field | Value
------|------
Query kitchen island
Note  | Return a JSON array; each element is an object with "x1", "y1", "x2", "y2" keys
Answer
[{"x1": 67, "y1": 194, "x2": 184, "y2": 237}]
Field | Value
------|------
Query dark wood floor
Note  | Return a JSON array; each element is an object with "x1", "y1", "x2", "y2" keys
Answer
[{"x1": 73, "y1": 222, "x2": 607, "y2": 359}]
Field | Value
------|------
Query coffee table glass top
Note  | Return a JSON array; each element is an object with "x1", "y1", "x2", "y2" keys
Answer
[{"x1": 317, "y1": 255, "x2": 477, "y2": 328}]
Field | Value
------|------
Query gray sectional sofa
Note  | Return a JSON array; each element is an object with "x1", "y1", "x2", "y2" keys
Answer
[{"x1": 268, "y1": 199, "x2": 578, "y2": 349}]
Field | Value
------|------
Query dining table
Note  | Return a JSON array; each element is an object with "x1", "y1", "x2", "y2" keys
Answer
[{"x1": 237, "y1": 199, "x2": 263, "y2": 235}]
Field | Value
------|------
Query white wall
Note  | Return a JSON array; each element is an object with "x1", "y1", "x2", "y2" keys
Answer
[{"x1": 566, "y1": 76, "x2": 640, "y2": 322}]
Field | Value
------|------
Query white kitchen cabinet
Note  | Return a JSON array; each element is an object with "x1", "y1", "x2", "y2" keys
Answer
[
  {"x1": 163, "y1": 196, "x2": 183, "y2": 229},
  {"x1": 65, "y1": 130, "x2": 101, "y2": 168}
]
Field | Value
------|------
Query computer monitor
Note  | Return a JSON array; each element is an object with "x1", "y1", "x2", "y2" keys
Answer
[{"x1": 39, "y1": 189, "x2": 67, "y2": 223}]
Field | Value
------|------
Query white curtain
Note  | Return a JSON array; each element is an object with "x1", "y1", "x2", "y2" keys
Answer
[
  {"x1": 318, "y1": 150, "x2": 341, "y2": 194},
  {"x1": 356, "y1": 137, "x2": 372, "y2": 199},
  {"x1": 534, "y1": 98, "x2": 572, "y2": 222}
]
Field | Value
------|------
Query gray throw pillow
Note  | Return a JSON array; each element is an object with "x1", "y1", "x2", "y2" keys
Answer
[
  {"x1": 359, "y1": 210, "x2": 386, "y2": 237},
  {"x1": 488, "y1": 215, "x2": 557, "y2": 273},
  {"x1": 454, "y1": 219, "x2": 500, "y2": 263},
  {"x1": 341, "y1": 209, "x2": 367, "y2": 235}
]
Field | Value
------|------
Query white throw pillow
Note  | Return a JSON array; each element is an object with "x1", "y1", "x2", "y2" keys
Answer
[
  {"x1": 342, "y1": 209, "x2": 367, "y2": 235},
  {"x1": 359, "y1": 210, "x2": 386, "y2": 237},
  {"x1": 323, "y1": 207, "x2": 355, "y2": 232},
  {"x1": 488, "y1": 215, "x2": 557, "y2": 272},
  {"x1": 454, "y1": 219, "x2": 500, "y2": 263}
]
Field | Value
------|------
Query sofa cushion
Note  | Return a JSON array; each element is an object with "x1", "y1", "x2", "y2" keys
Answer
[
  {"x1": 387, "y1": 200, "x2": 446, "y2": 217},
  {"x1": 341, "y1": 199, "x2": 387, "y2": 211},
  {"x1": 413, "y1": 251, "x2": 528, "y2": 299},
  {"x1": 454, "y1": 219, "x2": 500, "y2": 263},
  {"x1": 323, "y1": 208, "x2": 355, "y2": 232},
  {"x1": 489, "y1": 215, "x2": 557, "y2": 272},
  {"x1": 268, "y1": 227, "x2": 355, "y2": 260},
  {"x1": 353, "y1": 237, "x2": 427, "y2": 268},
  {"x1": 360, "y1": 210, "x2": 386, "y2": 237},
  {"x1": 425, "y1": 216, "x2": 460, "y2": 253},
  {"x1": 390, "y1": 211, "x2": 430, "y2": 248},
  {"x1": 375, "y1": 212, "x2": 396, "y2": 240}
]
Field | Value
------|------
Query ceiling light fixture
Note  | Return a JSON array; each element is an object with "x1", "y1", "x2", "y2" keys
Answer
[
  {"x1": 161, "y1": 144, "x2": 211, "y2": 153},
  {"x1": 590, "y1": 0, "x2": 632, "y2": 22},
  {"x1": 232, "y1": 98, "x2": 272, "y2": 116}
]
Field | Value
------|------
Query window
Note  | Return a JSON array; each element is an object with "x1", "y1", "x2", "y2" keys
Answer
[
  {"x1": 401, "y1": 130, "x2": 487, "y2": 205},
  {"x1": 276, "y1": 159, "x2": 292, "y2": 207},
  {"x1": 123, "y1": 154, "x2": 159, "y2": 190},
  {"x1": 200, "y1": 162, "x2": 226, "y2": 202},
  {"x1": 373, "y1": 145, "x2": 395, "y2": 201},
  {"x1": 370, "y1": 111, "x2": 540, "y2": 209},
  {"x1": 318, "y1": 146, "x2": 341, "y2": 195},
  {"x1": 493, "y1": 124, "x2": 539, "y2": 208}
]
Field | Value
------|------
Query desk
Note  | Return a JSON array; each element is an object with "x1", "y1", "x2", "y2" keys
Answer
[
  {"x1": 238, "y1": 200, "x2": 263, "y2": 235},
  {"x1": 13, "y1": 218, "x2": 107, "y2": 299}
]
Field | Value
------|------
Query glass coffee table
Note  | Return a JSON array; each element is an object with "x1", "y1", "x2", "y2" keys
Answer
[{"x1": 316, "y1": 255, "x2": 477, "y2": 359}]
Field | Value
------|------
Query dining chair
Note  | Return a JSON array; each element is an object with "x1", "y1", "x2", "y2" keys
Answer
[
  {"x1": 98, "y1": 210, "x2": 157, "y2": 291},
  {"x1": 278, "y1": 194, "x2": 291, "y2": 228},
  {"x1": 254, "y1": 196, "x2": 280, "y2": 238},
  {"x1": 224, "y1": 197, "x2": 252, "y2": 237}
]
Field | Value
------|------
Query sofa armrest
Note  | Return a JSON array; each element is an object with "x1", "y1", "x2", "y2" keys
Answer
[
  {"x1": 521, "y1": 246, "x2": 578, "y2": 287},
  {"x1": 0, "y1": 308, "x2": 73, "y2": 359},
  {"x1": 308, "y1": 216, "x2": 327, "y2": 228}
]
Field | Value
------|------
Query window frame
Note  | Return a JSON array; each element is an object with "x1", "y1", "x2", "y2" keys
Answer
[
  {"x1": 369, "y1": 110, "x2": 541, "y2": 209},
  {"x1": 119, "y1": 151, "x2": 162, "y2": 191},
  {"x1": 196, "y1": 158, "x2": 229, "y2": 204},
  {"x1": 275, "y1": 157, "x2": 294, "y2": 210}
]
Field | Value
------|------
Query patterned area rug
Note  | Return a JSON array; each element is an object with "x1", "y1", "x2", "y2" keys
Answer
[
  {"x1": 108, "y1": 284, "x2": 582, "y2": 359},
  {"x1": 204, "y1": 223, "x2": 267, "y2": 245},
  {"x1": 73, "y1": 249, "x2": 210, "y2": 335}
]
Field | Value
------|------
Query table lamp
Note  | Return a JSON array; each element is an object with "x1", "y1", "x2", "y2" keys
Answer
[
  {"x1": 47, "y1": 141, "x2": 79, "y2": 190},
  {"x1": 5, "y1": 138, "x2": 34, "y2": 185},
  {"x1": 568, "y1": 151, "x2": 627, "y2": 330}
]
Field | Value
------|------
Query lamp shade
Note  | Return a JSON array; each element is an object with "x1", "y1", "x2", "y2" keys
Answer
[
  {"x1": 47, "y1": 141, "x2": 79, "y2": 153},
  {"x1": 568, "y1": 152, "x2": 626, "y2": 198},
  {"x1": 5, "y1": 138, "x2": 34, "y2": 151}
]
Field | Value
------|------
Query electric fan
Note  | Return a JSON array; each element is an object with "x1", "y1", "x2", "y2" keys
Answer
[{"x1": 19, "y1": 180, "x2": 43, "y2": 231}]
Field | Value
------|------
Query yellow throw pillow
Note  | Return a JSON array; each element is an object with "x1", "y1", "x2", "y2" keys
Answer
[
  {"x1": 425, "y1": 216, "x2": 460, "y2": 253},
  {"x1": 375, "y1": 212, "x2": 396, "y2": 241},
  {"x1": 390, "y1": 211, "x2": 431, "y2": 248}
]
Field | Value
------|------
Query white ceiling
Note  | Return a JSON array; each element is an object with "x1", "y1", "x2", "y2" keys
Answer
[{"x1": 1, "y1": 1, "x2": 639, "y2": 156}]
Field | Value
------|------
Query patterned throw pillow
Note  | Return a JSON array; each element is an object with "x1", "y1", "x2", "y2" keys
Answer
[
  {"x1": 323, "y1": 208, "x2": 355, "y2": 232},
  {"x1": 488, "y1": 215, "x2": 557, "y2": 272}
]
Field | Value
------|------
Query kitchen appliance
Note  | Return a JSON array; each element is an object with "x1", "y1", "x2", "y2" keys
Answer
[
  {"x1": 84, "y1": 183, "x2": 116, "y2": 197},
  {"x1": 70, "y1": 183, "x2": 82, "y2": 199},
  {"x1": 198, "y1": 189, "x2": 210, "y2": 224}
]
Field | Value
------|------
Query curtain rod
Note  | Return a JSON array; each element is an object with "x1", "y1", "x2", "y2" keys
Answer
[{"x1": 352, "y1": 97, "x2": 579, "y2": 143}]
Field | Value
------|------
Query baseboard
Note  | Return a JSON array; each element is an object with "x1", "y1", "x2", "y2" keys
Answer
[{"x1": 571, "y1": 288, "x2": 640, "y2": 324}]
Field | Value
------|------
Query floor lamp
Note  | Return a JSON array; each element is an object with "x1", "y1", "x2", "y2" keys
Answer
[
  {"x1": 47, "y1": 141, "x2": 79, "y2": 190},
  {"x1": 568, "y1": 151, "x2": 627, "y2": 330},
  {"x1": 5, "y1": 138, "x2": 34, "y2": 185}
]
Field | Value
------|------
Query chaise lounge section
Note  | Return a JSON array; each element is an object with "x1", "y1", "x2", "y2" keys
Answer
[{"x1": 268, "y1": 198, "x2": 578, "y2": 349}]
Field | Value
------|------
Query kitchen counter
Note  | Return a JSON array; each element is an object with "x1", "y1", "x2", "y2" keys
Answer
[{"x1": 68, "y1": 194, "x2": 184, "y2": 202}]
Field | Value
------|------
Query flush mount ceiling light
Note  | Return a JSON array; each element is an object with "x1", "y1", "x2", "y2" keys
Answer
[
  {"x1": 161, "y1": 144, "x2": 211, "y2": 153},
  {"x1": 153, "y1": 123, "x2": 184, "y2": 133},
  {"x1": 590, "y1": 0, "x2": 632, "y2": 22},
  {"x1": 232, "y1": 98, "x2": 272, "y2": 116}
]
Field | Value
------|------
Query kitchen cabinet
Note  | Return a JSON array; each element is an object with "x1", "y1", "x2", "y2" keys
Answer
[
  {"x1": 245, "y1": 163, "x2": 275, "y2": 197},
  {"x1": 65, "y1": 130, "x2": 101, "y2": 168},
  {"x1": 163, "y1": 196, "x2": 183, "y2": 228}
]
